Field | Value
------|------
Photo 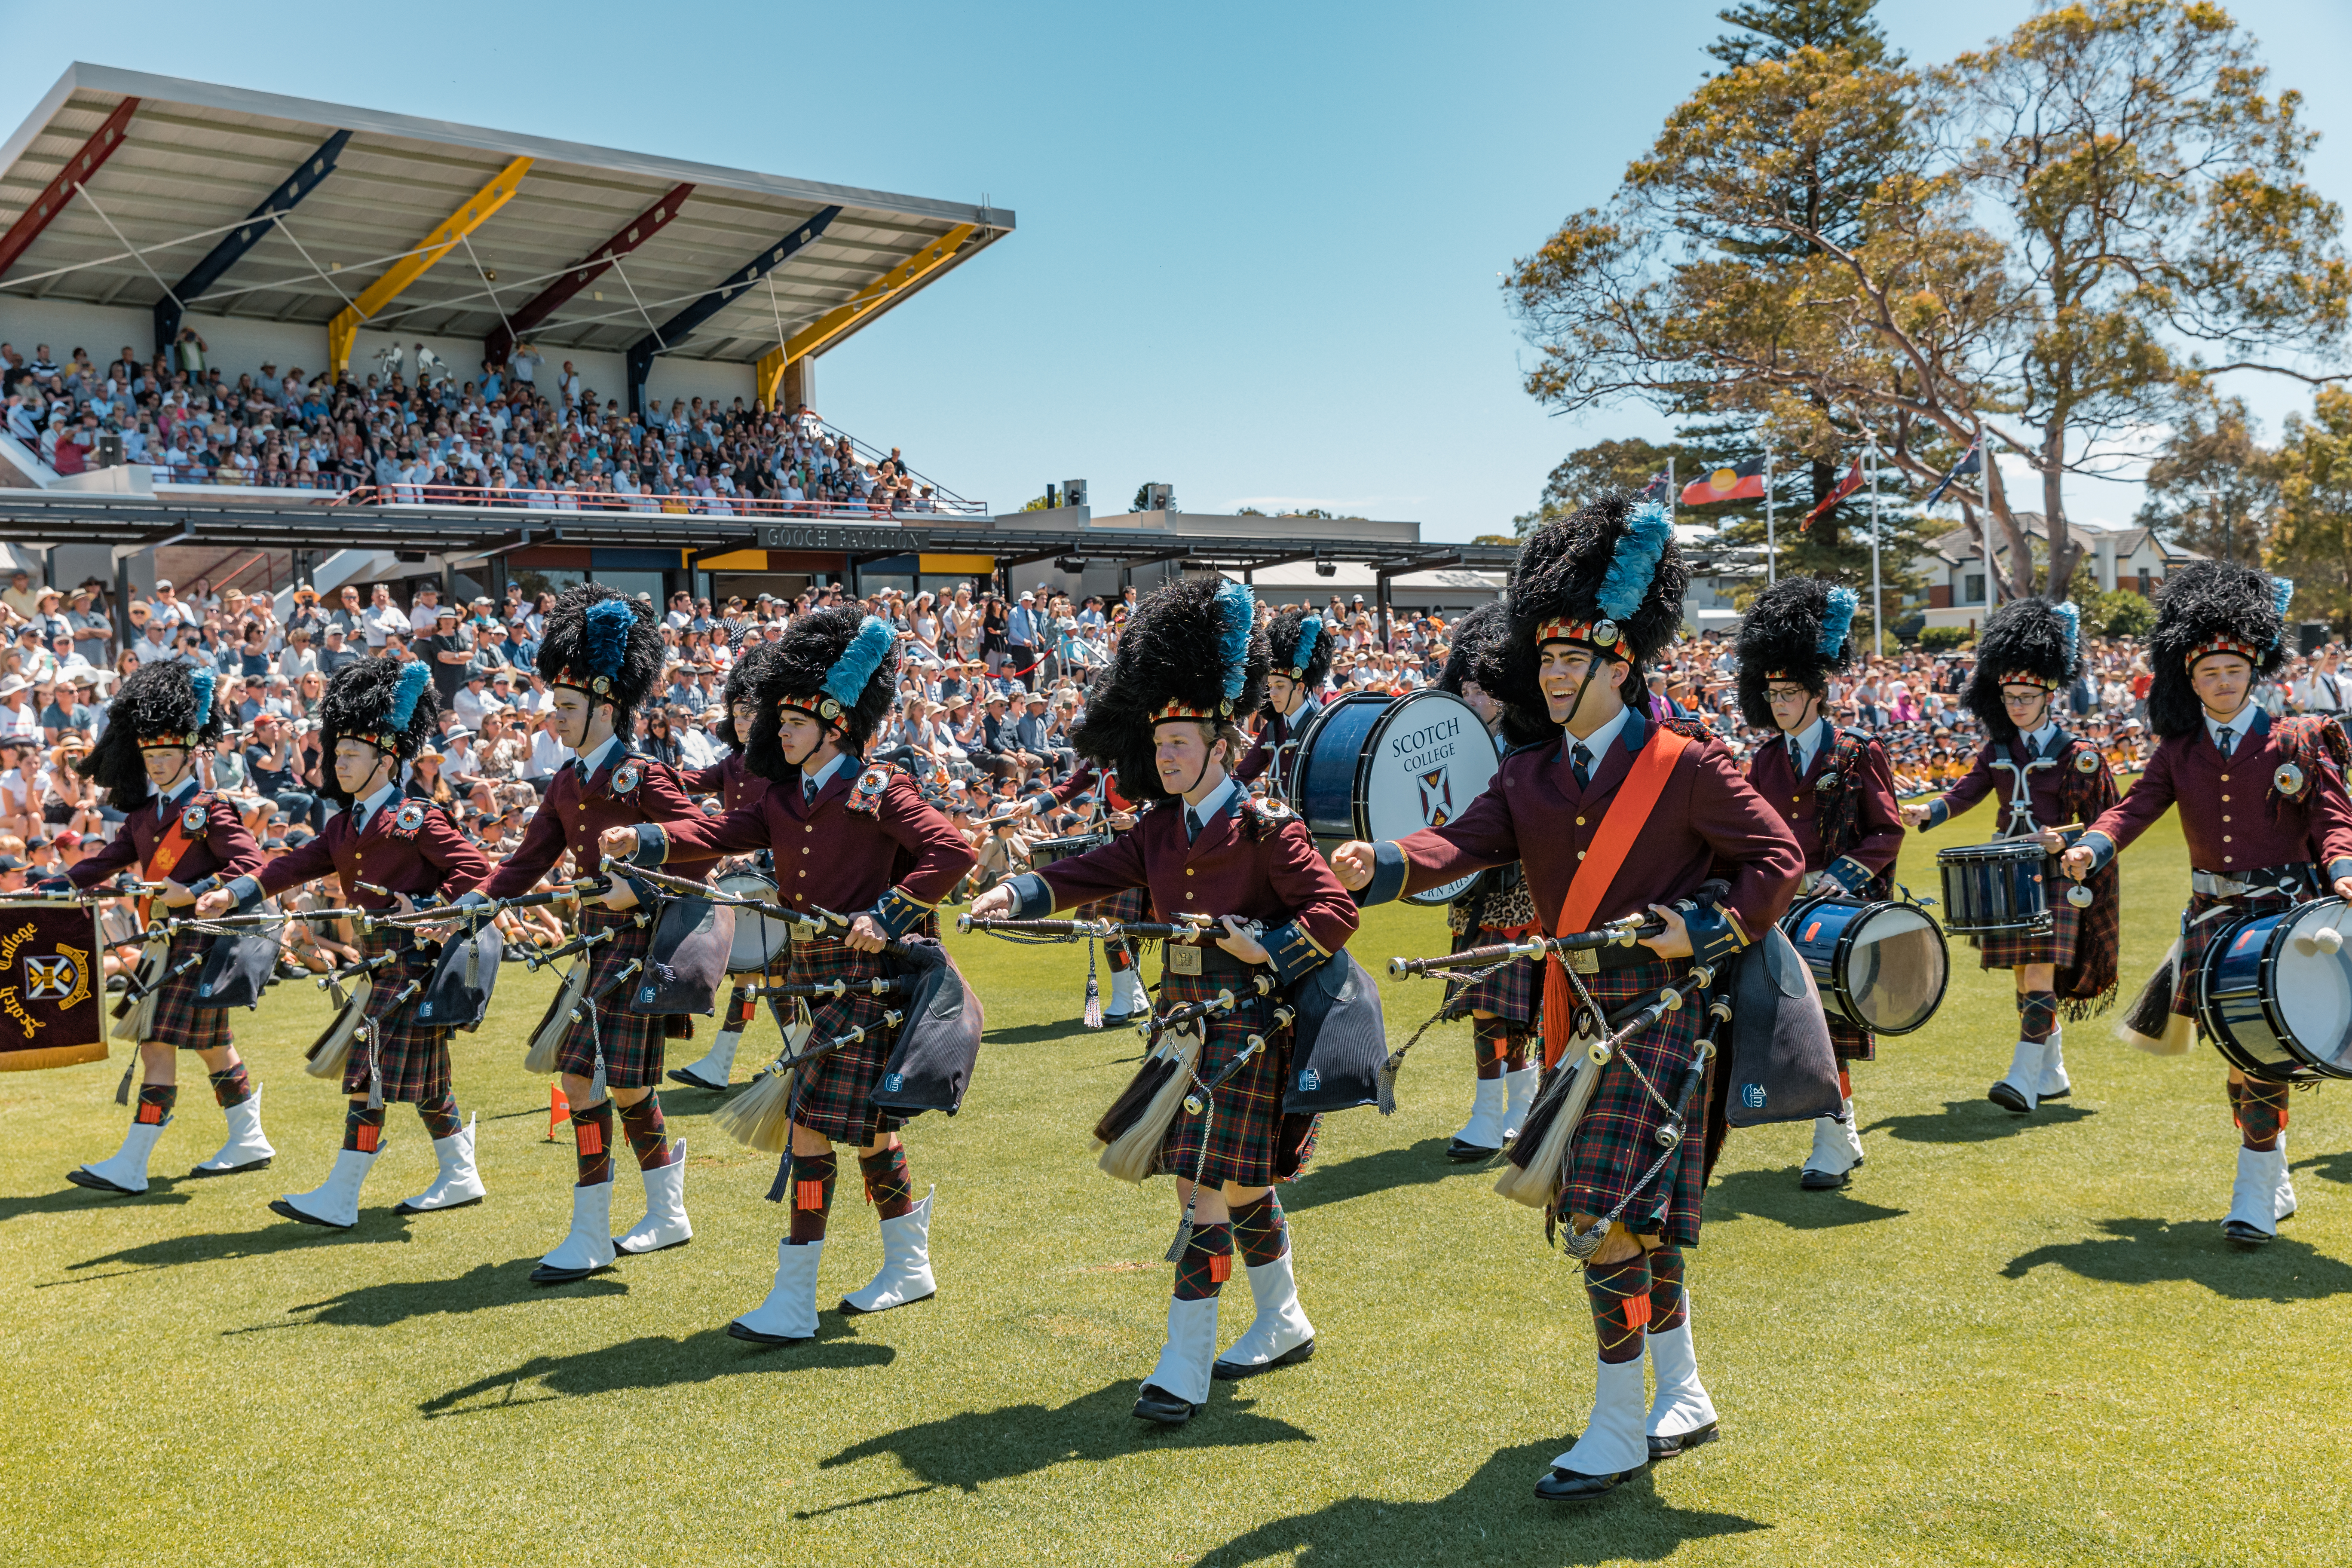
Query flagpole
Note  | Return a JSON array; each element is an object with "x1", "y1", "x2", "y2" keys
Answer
[
  {"x1": 1867, "y1": 440, "x2": 1884, "y2": 657},
  {"x1": 1764, "y1": 449, "x2": 1776, "y2": 586}
]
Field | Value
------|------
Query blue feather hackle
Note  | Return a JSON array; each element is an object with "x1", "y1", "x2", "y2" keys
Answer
[
  {"x1": 824, "y1": 616, "x2": 897, "y2": 708},
  {"x1": 2273, "y1": 576, "x2": 2296, "y2": 622},
  {"x1": 1295, "y1": 614, "x2": 1322, "y2": 670},
  {"x1": 189, "y1": 668, "x2": 215, "y2": 728},
  {"x1": 584, "y1": 598, "x2": 635, "y2": 679},
  {"x1": 1597, "y1": 501, "x2": 1673, "y2": 622},
  {"x1": 1216, "y1": 581, "x2": 1256, "y2": 703},
  {"x1": 2052, "y1": 600, "x2": 2080, "y2": 661},
  {"x1": 1819, "y1": 586, "x2": 1859, "y2": 658},
  {"x1": 389, "y1": 661, "x2": 429, "y2": 729}
]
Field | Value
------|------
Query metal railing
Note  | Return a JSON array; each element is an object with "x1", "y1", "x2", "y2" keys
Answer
[{"x1": 298, "y1": 483, "x2": 989, "y2": 520}]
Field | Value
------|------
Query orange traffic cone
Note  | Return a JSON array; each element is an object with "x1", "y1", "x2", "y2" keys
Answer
[{"x1": 548, "y1": 1081, "x2": 571, "y2": 1141}]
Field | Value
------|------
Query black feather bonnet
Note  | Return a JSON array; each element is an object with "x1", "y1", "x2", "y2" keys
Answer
[
  {"x1": 1069, "y1": 576, "x2": 1267, "y2": 805},
  {"x1": 1492, "y1": 489, "x2": 1687, "y2": 722},
  {"x1": 315, "y1": 658, "x2": 440, "y2": 808},
  {"x1": 76, "y1": 661, "x2": 226, "y2": 809},
  {"x1": 1963, "y1": 597, "x2": 2083, "y2": 741},
  {"x1": 2144, "y1": 561, "x2": 2293, "y2": 740},
  {"x1": 1265, "y1": 606, "x2": 1334, "y2": 692},
  {"x1": 1736, "y1": 575, "x2": 1862, "y2": 729},
  {"x1": 540, "y1": 584, "x2": 663, "y2": 725},
  {"x1": 744, "y1": 607, "x2": 900, "y2": 778}
]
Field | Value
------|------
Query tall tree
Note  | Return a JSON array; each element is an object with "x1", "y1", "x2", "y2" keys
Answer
[
  {"x1": 2136, "y1": 395, "x2": 2278, "y2": 566},
  {"x1": 1514, "y1": 435, "x2": 1696, "y2": 536},
  {"x1": 1507, "y1": 0, "x2": 2349, "y2": 601},
  {"x1": 2269, "y1": 387, "x2": 2352, "y2": 629}
]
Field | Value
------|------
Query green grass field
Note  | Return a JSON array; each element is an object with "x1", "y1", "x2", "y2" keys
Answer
[{"x1": 5, "y1": 810, "x2": 2350, "y2": 1568}]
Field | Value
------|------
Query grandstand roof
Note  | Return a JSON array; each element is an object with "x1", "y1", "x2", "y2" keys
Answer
[{"x1": 0, "y1": 63, "x2": 1010, "y2": 368}]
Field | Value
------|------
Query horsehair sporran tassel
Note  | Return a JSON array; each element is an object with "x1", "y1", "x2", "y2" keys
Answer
[{"x1": 1084, "y1": 937, "x2": 1103, "y2": 1029}]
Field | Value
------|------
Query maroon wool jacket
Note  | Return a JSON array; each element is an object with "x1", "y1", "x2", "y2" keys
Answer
[
  {"x1": 681, "y1": 751, "x2": 769, "y2": 812},
  {"x1": 1921, "y1": 730, "x2": 2093, "y2": 839},
  {"x1": 1004, "y1": 787, "x2": 1357, "y2": 985},
  {"x1": 1234, "y1": 693, "x2": 1320, "y2": 786},
  {"x1": 1358, "y1": 707, "x2": 1803, "y2": 949},
  {"x1": 69, "y1": 784, "x2": 264, "y2": 893},
  {"x1": 486, "y1": 747, "x2": 714, "y2": 900},
  {"x1": 1746, "y1": 726, "x2": 1905, "y2": 888},
  {"x1": 2081, "y1": 710, "x2": 2352, "y2": 882},
  {"x1": 633, "y1": 763, "x2": 974, "y2": 937},
  {"x1": 238, "y1": 797, "x2": 491, "y2": 911}
]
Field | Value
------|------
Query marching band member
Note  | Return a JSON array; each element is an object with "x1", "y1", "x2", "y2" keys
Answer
[
  {"x1": 1332, "y1": 492, "x2": 1803, "y2": 1501},
  {"x1": 969, "y1": 577, "x2": 1359, "y2": 1427},
  {"x1": 60, "y1": 663, "x2": 274, "y2": 1194},
  {"x1": 609, "y1": 609, "x2": 974, "y2": 1342},
  {"x1": 1017, "y1": 753, "x2": 1149, "y2": 1023},
  {"x1": 1432, "y1": 601, "x2": 1545, "y2": 1161},
  {"x1": 1234, "y1": 606, "x2": 1329, "y2": 796},
  {"x1": 670, "y1": 640, "x2": 779, "y2": 1092},
  {"x1": 1735, "y1": 577, "x2": 1904, "y2": 1190},
  {"x1": 466, "y1": 586, "x2": 712, "y2": 1285},
  {"x1": 197, "y1": 660, "x2": 493, "y2": 1227},
  {"x1": 1901, "y1": 599, "x2": 2121, "y2": 1114},
  {"x1": 2061, "y1": 564, "x2": 2352, "y2": 1246}
]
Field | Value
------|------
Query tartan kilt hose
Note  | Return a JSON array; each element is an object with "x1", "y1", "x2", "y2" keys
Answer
[
  {"x1": 346, "y1": 927, "x2": 451, "y2": 1104},
  {"x1": 554, "y1": 908, "x2": 668, "y2": 1089},
  {"x1": 2171, "y1": 891, "x2": 2297, "y2": 1024},
  {"x1": 1153, "y1": 965, "x2": 1318, "y2": 1189},
  {"x1": 1443, "y1": 929, "x2": 1540, "y2": 1026},
  {"x1": 146, "y1": 929, "x2": 233, "y2": 1053},
  {"x1": 1559, "y1": 957, "x2": 1709, "y2": 1249},
  {"x1": 1826, "y1": 1013, "x2": 1875, "y2": 1063},
  {"x1": 784, "y1": 934, "x2": 908, "y2": 1145},
  {"x1": 1972, "y1": 900, "x2": 2081, "y2": 972}
]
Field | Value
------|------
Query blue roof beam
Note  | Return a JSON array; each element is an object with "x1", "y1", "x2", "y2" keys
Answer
[
  {"x1": 153, "y1": 129, "x2": 352, "y2": 357},
  {"x1": 624, "y1": 204, "x2": 840, "y2": 416}
]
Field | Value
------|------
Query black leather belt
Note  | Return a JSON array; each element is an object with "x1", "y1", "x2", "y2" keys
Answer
[{"x1": 2190, "y1": 864, "x2": 2314, "y2": 899}]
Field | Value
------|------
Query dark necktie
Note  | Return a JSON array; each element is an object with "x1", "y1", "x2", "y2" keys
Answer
[
  {"x1": 1571, "y1": 741, "x2": 1593, "y2": 789},
  {"x1": 1185, "y1": 807, "x2": 1204, "y2": 842},
  {"x1": 2218, "y1": 726, "x2": 2236, "y2": 757},
  {"x1": 804, "y1": 774, "x2": 819, "y2": 804}
]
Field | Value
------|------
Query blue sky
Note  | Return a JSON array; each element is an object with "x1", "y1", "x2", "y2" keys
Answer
[{"x1": 4, "y1": 0, "x2": 2347, "y2": 540}]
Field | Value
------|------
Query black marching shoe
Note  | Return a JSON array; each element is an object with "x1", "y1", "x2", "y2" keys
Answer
[
  {"x1": 1648, "y1": 1421, "x2": 1719, "y2": 1461},
  {"x1": 2221, "y1": 1219, "x2": 2276, "y2": 1250},
  {"x1": 666, "y1": 1066, "x2": 729, "y2": 1092},
  {"x1": 1533, "y1": 1463, "x2": 1643, "y2": 1502},
  {"x1": 1132, "y1": 1383, "x2": 1201, "y2": 1427},
  {"x1": 1799, "y1": 1164, "x2": 1854, "y2": 1191},
  {"x1": 1446, "y1": 1138, "x2": 1501, "y2": 1164},
  {"x1": 1987, "y1": 1079, "x2": 2034, "y2": 1115},
  {"x1": 1212, "y1": 1338, "x2": 1314, "y2": 1381}
]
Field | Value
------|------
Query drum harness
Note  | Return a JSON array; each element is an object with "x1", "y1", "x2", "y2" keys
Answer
[{"x1": 1991, "y1": 747, "x2": 2097, "y2": 913}]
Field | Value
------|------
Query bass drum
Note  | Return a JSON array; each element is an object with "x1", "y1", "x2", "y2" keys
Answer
[
  {"x1": 1780, "y1": 894, "x2": 1949, "y2": 1036},
  {"x1": 1287, "y1": 689, "x2": 1500, "y2": 906},
  {"x1": 2197, "y1": 896, "x2": 2352, "y2": 1083},
  {"x1": 717, "y1": 868, "x2": 791, "y2": 975}
]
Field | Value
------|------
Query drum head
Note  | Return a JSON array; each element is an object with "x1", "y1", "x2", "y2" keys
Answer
[
  {"x1": 1348, "y1": 690, "x2": 1501, "y2": 907},
  {"x1": 1843, "y1": 903, "x2": 1948, "y2": 1035},
  {"x1": 717, "y1": 869, "x2": 790, "y2": 974},
  {"x1": 2275, "y1": 902, "x2": 2352, "y2": 1074}
]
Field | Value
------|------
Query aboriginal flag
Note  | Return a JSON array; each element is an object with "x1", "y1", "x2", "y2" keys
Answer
[
  {"x1": 1679, "y1": 457, "x2": 1767, "y2": 506},
  {"x1": 1801, "y1": 458, "x2": 1866, "y2": 533}
]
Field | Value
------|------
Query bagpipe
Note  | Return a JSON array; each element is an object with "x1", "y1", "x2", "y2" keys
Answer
[{"x1": 956, "y1": 911, "x2": 1217, "y2": 944}]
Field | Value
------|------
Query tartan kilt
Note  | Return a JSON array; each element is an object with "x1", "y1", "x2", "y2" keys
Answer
[
  {"x1": 1152, "y1": 964, "x2": 1318, "y2": 1188},
  {"x1": 1972, "y1": 902, "x2": 2079, "y2": 971},
  {"x1": 1559, "y1": 957, "x2": 1709, "y2": 1249},
  {"x1": 1081, "y1": 885, "x2": 1152, "y2": 925},
  {"x1": 345, "y1": 927, "x2": 451, "y2": 1103},
  {"x1": 554, "y1": 908, "x2": 668, "y2": 1089},
  {"x1": 2171, "y1": 891, "x2": 2297, "y2": 1024},
  {"x1": 1827, "y1": 1013, "x2": 1875, "y2": 1063},
  {"x1": 1442, "y1": 928, "x2": 1540, "y2": 1025},
  {"x1": 146, "y1": 930, "x2": 234, "y2": 1053},
  {"x1": 783, "y1": 934, "x2": 907, "y2": 1145}
]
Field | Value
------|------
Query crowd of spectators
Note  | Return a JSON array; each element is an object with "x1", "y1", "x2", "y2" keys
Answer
[{"x1": 0, "y1": 335, "x2": 960, "y2": 517}]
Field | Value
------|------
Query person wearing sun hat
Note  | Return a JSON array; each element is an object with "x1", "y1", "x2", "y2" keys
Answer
[
  {"x1": 1902, "y1": 596, "x2": 2122, "y2": 1115},
  {"x1": 2061, "y1": 562, "x2": 2352, "y2": 1247},
  {"x1": 1330, "y1": 489, "x2": 1803, "y2": 1502}
]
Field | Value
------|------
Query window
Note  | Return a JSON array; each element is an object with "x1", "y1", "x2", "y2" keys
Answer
[{"x1": 1963, "y1": 573, "x2": 1986, "y2": 605}]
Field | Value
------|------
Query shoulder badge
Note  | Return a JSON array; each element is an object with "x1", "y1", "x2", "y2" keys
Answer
[
  {"x1": 2276, "y1": 762, "x2": 2306, "y2": 797},
  {"x1": 391, "y1": 800, "x2": 427, "y2": 837},
  {"x1": 1249, "y1": 795, "x2": 1294, "y2": 821},
  {"x1": 1815, "y1": 769, "x2": 1840, "y2": 793},
  {"x1": 181, "y1": 802, "x2": 208, "y2": 835},
  {"x1": 2074, "y1": 750, "x2": 2101, "y2": 774},
  {"x1": 848, "y1": 763, "x2": 894, "y2": 818},
  {"x1": 612, "y1": 760, "x2": 642, "y2": 795}
]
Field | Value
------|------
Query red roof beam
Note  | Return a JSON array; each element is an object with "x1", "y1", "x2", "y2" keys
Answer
[
  {"x1": 0, "y1": 96, "x2": 142, "y2": 279},
  {"x1": 486, "y1": 181, "x2": 694, "y2": 363}
]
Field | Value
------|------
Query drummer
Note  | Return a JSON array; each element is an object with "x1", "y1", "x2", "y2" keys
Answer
[
  {"x1": 671, "y1": 639, "x2": 780, "y2": 1093},
  {"x1": 1900, "y1": 598, "x2": 2120, "y2": 1115},
  {"x1": 1430, "y1": 602, "x2": 1545, "y2": 1162},
  {"x1": 1234, "y1": 606, "x2": 1330, "y2": 798},
  {"x1": 1016, "y1": 747, "x2": 1150, "y2": 1024},
  {"x1": 1736, "y1": 577, "x2": 1905, "y2": 1191},
  {"x1": 197, "y1": 659, "x2": 493, "y2": 1228},
  {"x1": 2061, "y1": 563, "x2": 2352, "y2": 1246}
]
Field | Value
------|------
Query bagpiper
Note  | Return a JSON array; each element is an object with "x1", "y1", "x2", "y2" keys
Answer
[
  {"x1": 1331, "y1": 491, "x2": 1803, "y2": 1501},
  {"x1": 1735, "y1": 577, "x2": 1905, "y2": 1190},
  {"x1": 1431, "y1": 601, "x2": 1546, "y2": 1161},
  {"x1": 1233, "y1": 606, "x2": 1329, "y2": 799},
  {"x1": 2063, "y1": 563, "x2": 2352, "y2": 1246},
  {"x1": 969, "y1": 577, "x2": 1360, "y2": 1427},
  {"x1": 197, "y1": 659, "x2": 493, "y2": 1226},
  {"x1": 609, "y1": 609, "x2": 974, "y2": 1342},
  {"x1": 1902, "y1": 599, "x2": 2121, "y2": 1113},
  {"x1": 460, "y1": 586, "x2": 713, "y2": 1285},
  {"x1": 670, "y1": 639, "x2": 779, "y2": 1092},
  {"x1": 59, "y1": 663, "x2": 274, "y2": 1194}
]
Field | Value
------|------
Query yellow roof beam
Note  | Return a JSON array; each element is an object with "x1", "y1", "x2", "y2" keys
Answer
[
  {"x1": 328, "y1": 155, "x2": 533, "y2": 375},
  {"x1": 754, "y1": 344, "x2": 788, "y2": 410},
  {"x1": 772, "y1": 222, "x2": 977, "y2": 378}
]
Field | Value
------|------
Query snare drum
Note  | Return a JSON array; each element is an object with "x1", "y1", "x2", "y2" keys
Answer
[
  {"x1": 1028, "y1": 833, "x2": 1109, "y2": 870},
  {"x1": 717, "y1": 868, "x2": 791, "y2": 975},
  {"x1": 2197, "y1": 897, "x2": 2352, "y2": 1082},
  {"x1": 1780, "y1": 894, "x2": 1950, "y2": 1036},
  {"x1": 1936, "y1": 839, "x2": 2052, "y2": 935},
  {"x1": 1288, "y1": 689, "x2": 1501, "y2": 906}
]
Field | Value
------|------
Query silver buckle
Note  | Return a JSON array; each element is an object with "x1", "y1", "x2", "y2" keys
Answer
[{"x1": 1168, "y1": 943, "x2": 1203, "y2": 977}]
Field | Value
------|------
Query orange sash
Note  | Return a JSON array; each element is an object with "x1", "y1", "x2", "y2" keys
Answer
[
  {"x1": 138, "y1": 796, "x2": 204, "y2": 925},
  {"x1": 1538, "y1": 728, "x2": 1691, "y2": 1067}
]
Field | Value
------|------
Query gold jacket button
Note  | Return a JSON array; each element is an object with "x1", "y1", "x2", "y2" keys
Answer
[
  {"x1": 799, "y1": 870, "x2": 807, "y2": 877},
  {"x1": 1577, "y1": 849, "x2": 1586, "y2": 860},
  {"x1": 2223, "y1": 835, "x2": 2233, "y2": 843},
  {"x1": 1186, "y1": 868, "x2": 1195, "y2": 876}
]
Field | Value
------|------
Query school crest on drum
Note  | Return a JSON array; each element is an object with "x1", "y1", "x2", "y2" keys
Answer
[{"x1": 1418, "y1": 768, "x2": 1456, "y2": 828}]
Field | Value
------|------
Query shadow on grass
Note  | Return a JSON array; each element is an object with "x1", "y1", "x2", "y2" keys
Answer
[
  {"x1": 227, "y1": 1259, "x2": 626, "y2": 1332},
  {"x1": 1189, "y1": 1439, "x2": 1770, "y2": 1565},
  {"x1": 2001, "y1": 1216, "x2": 2352, "y2": 1302},
  {"x1": 984, "y1": 1020, "x2": 1098, "y2": 1047},
  {"x1": 2295, "y1": 1149, "x2": 2352, "y2": 1188},
  {"x1": 1281, "y1": 1139, "x2": 1495, "y2": 1214},
  {"x1": 1867, "y1": 1099, "x2": 2096, "y2": 1145},
  {"x1": 65, "y1": 1212, "x2": 414, "y2": 1273},
  {"x1": 806, "y1": 1379, "x2": 1310, "y2": 1507},
  {"x1": 420, "y1": 1324, "x2": 894, "y2": 1416},
  {"x1": 1, "y1": 1180, "x2": 199, "y2": 1225},
  {"x1": 1702, "y1": 1168, "x2": 1907, "y2": 1230}
]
